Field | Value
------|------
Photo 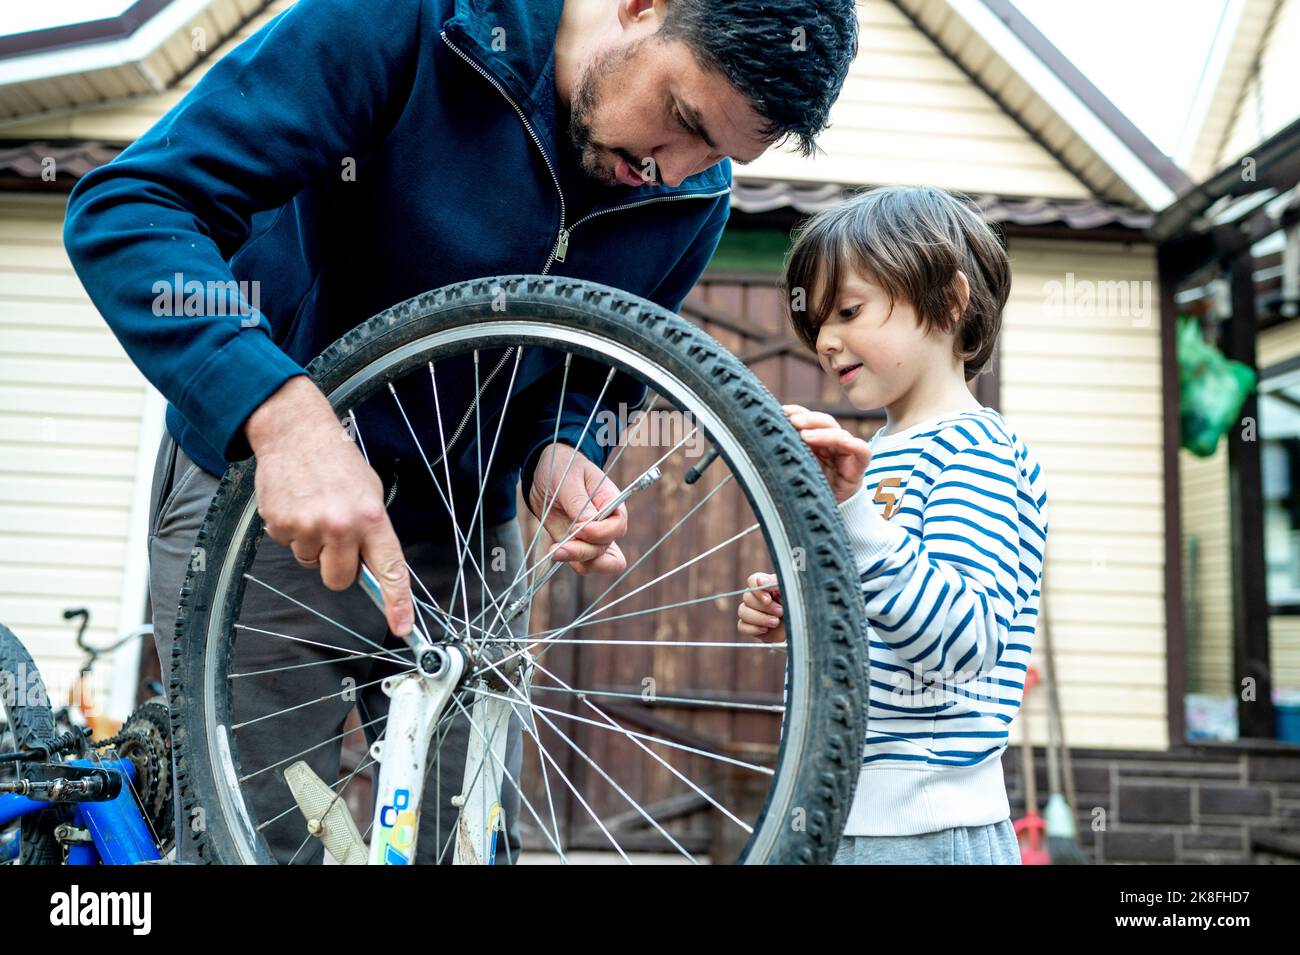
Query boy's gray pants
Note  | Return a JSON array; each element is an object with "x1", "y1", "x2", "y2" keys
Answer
[{"x1": 147, "y1": 432, "x2": 525, "y2": 864}]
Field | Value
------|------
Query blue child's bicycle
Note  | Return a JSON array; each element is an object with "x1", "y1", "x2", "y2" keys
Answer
[{"x1": 0, "y1": 622, "x2": 173, "y2": 864}]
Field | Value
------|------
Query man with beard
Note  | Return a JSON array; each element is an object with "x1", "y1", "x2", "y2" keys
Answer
[{"x1": 64, "y1": 0, "x2": 859, "y2": 862}]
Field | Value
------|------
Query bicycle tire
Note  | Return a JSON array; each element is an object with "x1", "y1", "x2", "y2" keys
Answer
[
  {"x1": 170, "y1": 274, "x2": 868, "y2": 865},
  {"x1": 0, "y1": 624, "x2": 65, "y2": 864}
]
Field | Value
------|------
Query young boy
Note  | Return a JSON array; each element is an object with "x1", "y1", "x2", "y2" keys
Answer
[{"x1": 737, "y1": 186, "x2": 1049, "y2": 865}]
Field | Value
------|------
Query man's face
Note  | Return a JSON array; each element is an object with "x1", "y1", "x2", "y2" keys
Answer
[{"x1": 566, "y1": 33, "x2": 772, "y2": 189}]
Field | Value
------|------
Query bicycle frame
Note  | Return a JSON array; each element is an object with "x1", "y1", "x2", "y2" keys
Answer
[
  {"x1": 0, "y1": 758, "x2": 161, "y2": 864},
  {"x1": 366, "y1": 646, "x2": 514, "y2": 865}
]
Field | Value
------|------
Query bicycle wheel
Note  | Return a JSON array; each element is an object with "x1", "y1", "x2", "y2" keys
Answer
[
  {"x1": 171, "y1": 275, "x2": 867, "y2": 864},
  {"x1": 0, "y1": 624, "x2": 64, "y2": 864}
]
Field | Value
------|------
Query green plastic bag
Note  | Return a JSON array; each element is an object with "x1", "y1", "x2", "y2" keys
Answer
[{"x1": 1178, "y1": 315, "x2": 1257, "y2": 458}]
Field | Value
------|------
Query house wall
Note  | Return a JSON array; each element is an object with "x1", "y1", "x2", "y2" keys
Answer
[
  {"x1": 731, "y1": 0, "x2": 1091, "y2": 199},
  {"x1": 1001, "y1": 238, "x2": 1168, "y2": 750},
  {"x1": 0, "y1": 194, "x2": 158, "y2": 714},
  {"x1": 1180, "y1": 445, "x2": 1233, "y2": 695}
]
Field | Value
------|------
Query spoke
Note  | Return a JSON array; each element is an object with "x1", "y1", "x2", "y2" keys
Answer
[
  {"x1": 527, "y1": 682, "x2": 783, "y2": 714},
  {"x1": 232, "y1": 621, "x2": 410, "y2": 670},
  {"x1": 526, "y1": 655, "x2": 757, "y2": 833},
  {"x1": 408, "y1": 559, "x2": 507, "y2": 654},
  {"x1": 350, "y1": 404, "x2": 510, "y2": 652},
  {"x1": 504, "y1": 352, "x2": 573, "y2": 623},
  {"x1": 474, "y1": 352, "x2": 487, "y2": 669},
  {"x1": 562, "y1": 471, "x2": 733, "y2": 627},
  {"x1": 511, "y1": 370, "x2": 666, "y2": 613},
  {"x1": 239, "y1": 714, "x2": 387, "y2": 783},
  {"x1": 388, "y1": 384, "x2": 513, "y2": 640},
  {"x1": 232, "y1": 669, "x2": 417, "y2": 732},
  {"x1": 498, "y1": 684, "x2": 695, "y2": 861},
  {"x1": 475, "y1": 470, "x2": 739, "y2": 677},
  {"x1": 470, "y1": 583, "x2": 777, "y2": 682},
  {"x1": 511, "y1": 391, "x2": 670, "y2": 601},
  {"x1": 477, "y1": 365, "x2": 618, "y2": 641},
  {"x1": 476, "y1": 637, "x2": 784, "y2": 649},
  {"x1": 572, "y1": 522, "x2": 760, "y2": 631},
  {"x1": 427, "y1": 360, "x2": 474, "y2": 640},
  {"x1": 481, "y1": 408, "x2": 693, "y2": 638},
  {"x1": 463, "y1": 648, "x2": 695, "y2": 862},
  {"x1": 442, "y1": 348, "x2": 525, "y2": 635},
  {"x1": 242, "y1": 574, "x2": 407, "y2": 665},
  {"x1": 464, "y1": 682, "x2": 772, "y2": 778}
]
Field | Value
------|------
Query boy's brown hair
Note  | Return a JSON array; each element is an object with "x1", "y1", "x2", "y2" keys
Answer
[{"x1": 781, "y1": 185, "x2": 1010, "y2": 380}]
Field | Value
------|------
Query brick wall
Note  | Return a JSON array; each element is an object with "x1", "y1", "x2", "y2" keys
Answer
[{"x1": 1003, "y1": 744, "x2": 1300, "y2": 864}]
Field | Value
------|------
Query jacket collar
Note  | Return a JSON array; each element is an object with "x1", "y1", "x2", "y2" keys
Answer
[{"x1": 440, "y1": 0, "x2": 731, "y2": 202}]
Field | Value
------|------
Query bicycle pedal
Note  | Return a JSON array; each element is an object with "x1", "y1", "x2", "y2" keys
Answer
[{"x1": 284, "y1": 760, "x2": 368, "y2": 865}]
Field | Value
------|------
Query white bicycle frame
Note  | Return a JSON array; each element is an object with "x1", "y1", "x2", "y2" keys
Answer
[
  {"x1": 358, "y1": 565, "x2": 517, "y2": 865},
  {"x1": 367, "y1": 651, "x2": 515, "y2": 865}
]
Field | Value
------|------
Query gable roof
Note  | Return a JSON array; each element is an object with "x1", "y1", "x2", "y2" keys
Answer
[
  {"x1": 1174, "y1": 0, "x2": 1277, "y2": 179},
  {"x1": 738, "y1": 0, "x2": 1190, "y2": 212},
  {"x1": 895, "y1": 0, "x2": 1192, "y2": 209},
  {"x1": 0, "y1": 0, "x2": 267, "y2": 123},
  {"x1": 1177, "y1": 0, "x2": 1299, "y2": 182}
]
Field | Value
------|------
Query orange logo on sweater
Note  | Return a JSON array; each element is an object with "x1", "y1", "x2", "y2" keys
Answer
[{"x1": 873, "y1": 477, "x2": 903, "y2": 519}]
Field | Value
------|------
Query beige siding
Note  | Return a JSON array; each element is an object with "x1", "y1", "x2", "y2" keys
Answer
[
  {"x1": 1215, "y1": 0, "x2": 1300, "y2": 170},
  {"x1": 0, "y1": 1, "x2": 292, "y2": 141},
  {"x1": 1259, "y1": 315, "x2": 1300, "y2": 368},
  {"x1": 742, "y1": 0, "x2": 1089, "y2": 199},
  {"x1": 0, "y1": 196, "x2": 153, "y2": 708},
  {"x1": 1000, "y1": 239, "x2": 1168, "y2": 749},
  {"x1": 1181, "y1": 447, "x2": 1233, "y2": 694}
]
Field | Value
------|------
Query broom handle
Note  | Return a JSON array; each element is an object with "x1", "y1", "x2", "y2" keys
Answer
[
  {"x1": 1021, "y1": 677, "x2": 1039, "y2": 813},
  {"x1": 1040, "y1": 577, "x2": 1078, "y2": 817}
]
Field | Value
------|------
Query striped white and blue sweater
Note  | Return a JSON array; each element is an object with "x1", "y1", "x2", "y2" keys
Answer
[{"x1": 836, "y1": 406, "x2": 1048, "y2": 836}]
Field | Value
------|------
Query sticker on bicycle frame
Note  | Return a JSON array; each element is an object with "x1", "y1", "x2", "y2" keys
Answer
[
  {"x1": 377, "y1": 788, "x2": 417, "y2": 865},
  {"x1": 486, "y1": 802, "x2": 502, "y2": 865}
]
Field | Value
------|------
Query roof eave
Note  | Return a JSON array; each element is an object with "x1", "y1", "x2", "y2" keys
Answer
[{"x1": 932, "y1": 0, "x2": 1193, "y2": 211}]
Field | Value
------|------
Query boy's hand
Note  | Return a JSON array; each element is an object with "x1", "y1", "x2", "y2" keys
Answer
[
  {"x1": 737, "y1": 572, "x2": 785, "y2": 644},
  {"x1": 781, "y1": 404, "x2": 872, "y2": 503}
]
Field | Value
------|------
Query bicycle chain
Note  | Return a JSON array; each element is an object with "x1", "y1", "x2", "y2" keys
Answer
[{"x1": 88, "y1": 701, "x2": 173, "y2": 850}]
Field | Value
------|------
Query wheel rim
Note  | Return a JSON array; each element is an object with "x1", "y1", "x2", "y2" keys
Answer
[{"x1": 196, "y1": 318, "x2": 833, "y2": 865}]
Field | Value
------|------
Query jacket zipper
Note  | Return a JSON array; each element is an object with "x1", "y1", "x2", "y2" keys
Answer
[
  {"x1": 441, "y1": 29, "x2": 729, "y2": 268},
  {"x1": 557, "y1": 189, "x2": 731, "y2": 263},
  {"x1": 441, "y1": 30, "x2": 569, "y2": 273}
]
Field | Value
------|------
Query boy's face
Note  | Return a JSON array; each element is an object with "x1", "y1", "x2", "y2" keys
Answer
[{"x1": 814, "y1": 271, "x2": 960, "y2": 410}]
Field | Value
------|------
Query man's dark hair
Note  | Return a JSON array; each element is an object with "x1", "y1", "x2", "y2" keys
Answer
[
  {"x1": 659, "y1": 1, "x2": 859, "y2": 158},
  {"x1": 783, "y1": 186, "x2": 1012, "y2": 380}
]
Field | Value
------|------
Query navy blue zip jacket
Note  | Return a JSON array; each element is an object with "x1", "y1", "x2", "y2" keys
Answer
[{"x1": 63, "y1": 0, "x2": 732, "y2": 538}]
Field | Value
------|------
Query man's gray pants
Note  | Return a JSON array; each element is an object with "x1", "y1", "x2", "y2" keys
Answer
[{"x1": 147, "y1": 432, "x2": 525, "y2": 864}]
